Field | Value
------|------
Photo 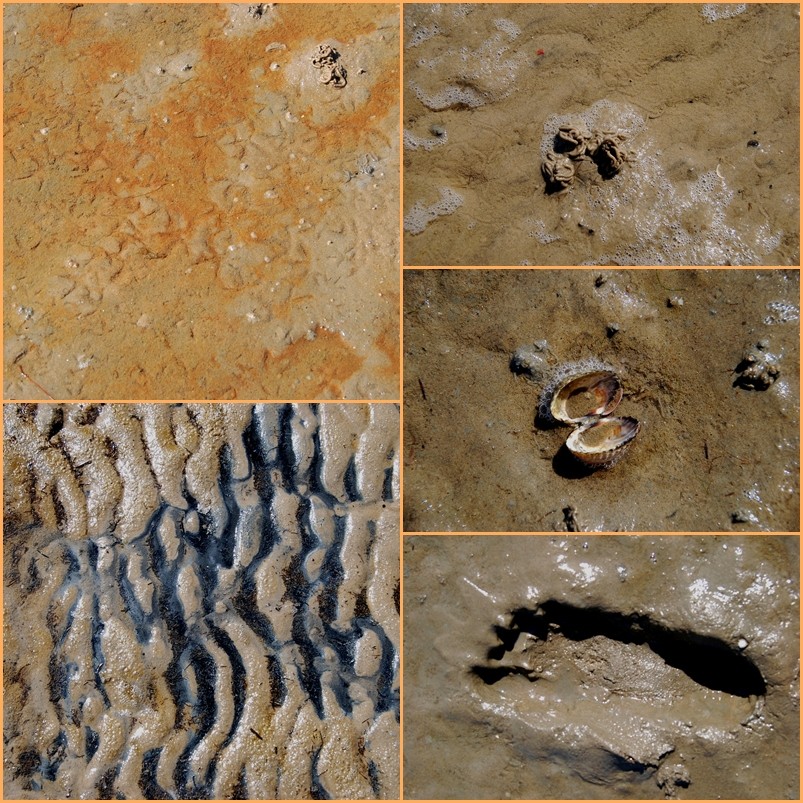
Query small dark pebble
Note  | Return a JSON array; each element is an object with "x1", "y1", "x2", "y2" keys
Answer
[{"x1": 747, "y1": 139, "x2": 759, "y2": 147}]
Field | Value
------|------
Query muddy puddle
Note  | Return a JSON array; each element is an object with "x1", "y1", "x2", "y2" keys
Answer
[
  {"x1": 403, "y1": 3, "x2": 799, "y2": 265},
  {"x1": 403, "y1": 269, "x2": 800, "y2": 532},
  {"x1": 403, "y1": 534, "x2": 800, "y2": 799},
  {"x1": 4, "y1": 4, "x2": 399, "y2": 400}
]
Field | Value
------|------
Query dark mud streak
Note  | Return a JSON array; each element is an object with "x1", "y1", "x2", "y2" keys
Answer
[
  {"x1": 195, "y1": 510, "x2": 222, "y2": 619},
  {"x1": 286, "y1": 552, "x2": 325, "y2": 720},
  {"x1": 148, "y1": 514, "x2": 190, "y2": 732},
  {"x1": 177, "y1": 640, "x2": 218, "y2": 795},
  {"x1": 41, "y1": 731, "x2": 67, "y2": 782},
  {"x1": 90, "y1": 591, "x2": 111, "y2": 709},
  {"x1": 43, "y1": 407, "x2": 64, "y2": 440},
  {"x1": 343, "y1": 454, "x2": 362, "y2": 502},
  {"x1": 86, "y1": 539, "x2": 99, "y2": 572},
  {"x1": 367, "y1": 760, "x2": 381, "y2": 797},
  {"x1": 231, "y1": 764, "x2": 248, "y2": 800},
  {"x1": 251, "y1": 407, "x2": 281, "y2": 471},
  {"x1": 233, "y1": 574, "x2": 286, "y2": 708},
  {"x1": 63, "y1": 543, "x2": 81, "y2": 583},
  {"x1": 475, "y1": 601, "x2": 766, "y2": 699},
  {"x1": 309, "y1": 744, "x2": 330, "y2": 800},
  {"x1": 117, "y1": 553, "x2": 150, "y2": 644},
  {"x1": 373, "y1": 624, "x2": 400, "y2": 718},
  {"x1": 97, "y1": 764, "x2": 119, "y2": 799},
  {"x1": 85, "y1": 727, "x2": 100, "y2": 762},
  {"x1": 206, "y1": 623, "x2": 247, "y2": 753},
  {"x1": 50, "y1": 483, "x2": 67, "y2": 532},
  {"x1": 317, "y1": 514, "x2": 351, "y2": 714},
  {"x1": 140, "y1": 747, "x2": 169, "y2": 800},
  {"x1": 277, "y1": 404, "x2": 299, "y2": 493},
  {"x1": 319, "y1": 622, "x2": 354, "y2": 714},
  {"x1": 297, "y1": 495, "x2": 318, "y2": 555},
  {"x1": 318, "y1": 514, "x2": 347, "y2": 627},
  {"x1": 382, "y1": 463, "x2": 395, "y2": 502}
]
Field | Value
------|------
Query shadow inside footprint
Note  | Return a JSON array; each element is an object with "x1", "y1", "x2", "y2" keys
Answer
[{"x1": 473, "y1": 601, "x2": 765, "y2": 699}]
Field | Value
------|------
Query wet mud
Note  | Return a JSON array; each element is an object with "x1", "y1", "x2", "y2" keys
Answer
[
  {"x1": 4, "y1": 4, "x2": 399, "y2": 400},
  {"x1": 403, "y1": 534, "x2": 800, "y2": 799},
  {"x1": 403, "y1": 269, "x2": 800, "y2": 532},
  {"x1": 3, "y1": 403, "x2": 400, "y2": 799},
  {"x1": 403, "y1": 3, "x2": 799, "y2": 265}
]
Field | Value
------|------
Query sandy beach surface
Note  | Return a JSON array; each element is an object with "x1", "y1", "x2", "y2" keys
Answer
[
  {"x1": 3, "y1": 403, "x2": 400, "y2": 799},
  {"x1": 404, "y1": 534, "x2": 799, "y2": 799},
  {"x1": 4, "y1": 4, "x2": 399, "y2": 400},
  {"x1": 404, "y1": 269, "x2": 799, "y2": 532},
  {"x1": 403, "y1": 3, "x2": 799, "y2": 265}
]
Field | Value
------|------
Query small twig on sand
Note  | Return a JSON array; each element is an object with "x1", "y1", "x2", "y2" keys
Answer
[{"x1": 18, "y1": 366, "x2": 55, "y2": 400}]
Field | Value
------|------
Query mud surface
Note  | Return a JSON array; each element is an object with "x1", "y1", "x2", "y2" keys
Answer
[
  {"x1": 403, "y1": 3, "x2": 799, "y2": 266},
  {"x1": 403, "y1": 269, "x2": 800, "y2": 532},
  {"x1": 3, "y1": 403, "x2": 399, "y2": 799},
  {"x1": 4, "y1": 4, "x2": 399, "y2": 400},
  {"x1": 403, "y1": 534, "x2": 800, "y2": 799}
]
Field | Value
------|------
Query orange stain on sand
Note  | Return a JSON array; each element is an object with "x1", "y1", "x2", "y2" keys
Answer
[
  {"x1": 265, "y1": 328, "x2": 365, "y2": 399},
  {"x1": 4, "y1": 3, "x2": 398, "y2": 400}
]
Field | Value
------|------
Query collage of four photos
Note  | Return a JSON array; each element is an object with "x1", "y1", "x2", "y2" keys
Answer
[{"x1": 2, "y1": 2, "x2": 801, "y2": 801}]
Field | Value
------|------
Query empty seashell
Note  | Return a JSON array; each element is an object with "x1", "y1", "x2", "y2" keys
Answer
[
  {"x1": 548, "y1": 370, "x2": 623, "y2": 424},
  {"x1": 541, "y1": 151, "x2": 576, "y2": 190},
  {"x1": 565, "y1": 415, "x2": 640, "y2": 468}
]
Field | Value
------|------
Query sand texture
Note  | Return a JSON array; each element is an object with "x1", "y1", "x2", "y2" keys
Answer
[
  {"x1": 403, "y1": 3, "x2": 799, "y2": 266},
  {"x1": 4, "y1": 4, "x2": 399, "y2": 400},
  {"x1": 404, "y1": 269, "x2": 799, "y2": 532},
  {"x1": 3, "y1": 403, "x2": 400, "y2": 799},
  {"x1": 404, "y1": 534, "x2": 800, "y2": 799}
]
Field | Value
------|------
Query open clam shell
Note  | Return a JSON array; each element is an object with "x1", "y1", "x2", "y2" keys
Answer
[
  {"x1": 548, "y1": 370, "x2": 623, "y2": 424},
  {"x1": 565, "y1": 415, "x2": 640, "y2": 468}
]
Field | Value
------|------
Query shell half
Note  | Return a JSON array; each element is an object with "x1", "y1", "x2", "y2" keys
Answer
[
  {"x1": 565, "y1": 415, "x2": 640, "y2": 468},
  {"x1": 549, "y1": 370, "x2": 623, "y2": 424}
]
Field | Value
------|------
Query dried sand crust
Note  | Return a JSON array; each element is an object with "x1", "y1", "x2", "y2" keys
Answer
[
  {"x1": 403, "y1": 535, "x2": 800, "y2": 799},
  {"x1": 3, "y1": 403, "x2": 400, "y2": 799},
  {"x1": 4, "y1": 4, "x2": 399, "y2": 400}
]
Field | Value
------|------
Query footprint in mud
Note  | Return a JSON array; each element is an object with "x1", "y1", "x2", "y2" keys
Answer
[{"x1": 470, "y1": 601, "x2": 766, "y2": 794}]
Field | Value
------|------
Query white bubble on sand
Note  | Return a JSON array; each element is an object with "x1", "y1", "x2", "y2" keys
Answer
[
  {"x1": 701, "y1": 4, "x2": 748, "y2": 23},
  {"x1": 526, "y1": 218, "x2": 560, "y2": 244},
  {"x1": 539, "y1": 100, "x2": 783, "y2": 265},
  {"x1": 407, "y1": 5, "x2": 525, "y2": 111},
  {"x1": 404, "y1": 187, "x2": 464, "y2": 235},
  {"x1": 403, "y1": 128, "x2": 448, "y2": 151},
  {"x1": 763, "y1": 300, "x2": 800, "y2": 325}
]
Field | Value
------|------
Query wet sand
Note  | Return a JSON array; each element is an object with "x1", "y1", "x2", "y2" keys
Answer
[
  {"x1": 4, "y1": 4, "x2": 399, "y2": 400},
  {"x1": 403, "y1": 4, "x2": 799, "y2": 265},
  {"x1": 3, "y1": 403, "x2": 400, "y2": 799},
  {"x1": 404, "y1": 534, "x2": 800, "y2": 799},
  {"x1": 403, "y1": 269, "x2": 800, "y2": 532}
]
